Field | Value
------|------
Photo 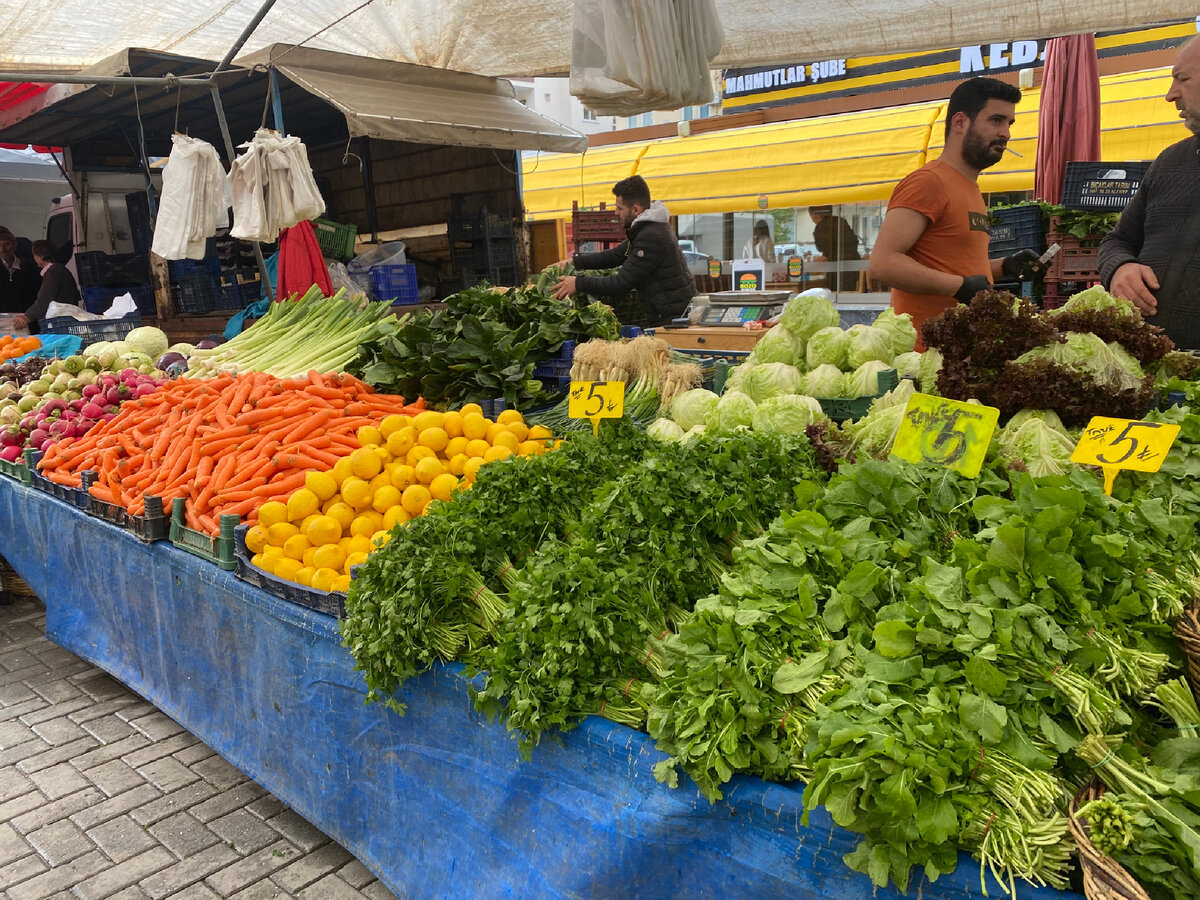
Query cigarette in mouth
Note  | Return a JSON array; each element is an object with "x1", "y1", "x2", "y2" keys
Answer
[{"x1": 1004, "y1": 146, "x2": 1023, "y2": 158}]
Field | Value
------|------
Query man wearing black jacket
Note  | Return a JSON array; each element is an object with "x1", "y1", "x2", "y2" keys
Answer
[
  {"x1": 553, "y1": 175, "x2": 695, "y2": 327},
  {"x1": 0, "y1": 226, "x2": 40, "y2": 316}
]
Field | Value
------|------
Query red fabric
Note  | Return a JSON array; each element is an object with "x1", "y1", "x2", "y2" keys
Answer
[
  {"x1": 276, "y1": 220, "x2": 333, "y2": 300},
  {"x1": 1035, "y1": 35, "x2": 1102, "y2": 205},
  {"x1": 0, "y1": 82, "x2": 60, "y2": 152}
]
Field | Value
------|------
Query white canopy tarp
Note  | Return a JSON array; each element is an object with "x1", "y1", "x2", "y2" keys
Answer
[{"x1": 0, "y1": 2, "x2": 1194, "y2": 78}]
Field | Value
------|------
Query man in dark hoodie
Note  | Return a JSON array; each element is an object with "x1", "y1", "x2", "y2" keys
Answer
[{"x1": 553, "y1": 175, "x2": 695, "y2": 327}]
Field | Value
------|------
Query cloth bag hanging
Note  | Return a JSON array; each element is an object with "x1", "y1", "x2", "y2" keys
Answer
[{"x1": 150, "y1": 134, "x2": 229, "y2": 260}]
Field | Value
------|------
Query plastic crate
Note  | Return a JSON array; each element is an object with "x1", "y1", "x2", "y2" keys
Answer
[
  {"x1": 369, "y1": 264, "x2": 419, "y2": 304},
  {"x1": 815, "y1": 368, "x2": 900, "y2": 422},
  {"x1": 82, "y1": 284, "x2": 156, "y2": 315},
  {"x1": 572, "y1": 201, "x2": 626, "y2": 244},
  {"x1": 311, "y1": 217, "x2": 358, "y2": 262},
  {"x1": 168, "y1": 498, "x2": 237, "y2": 569},
  {"x1": 167, "y1": 254, "x2": 220, "y2": 281},
  {"x1": 1062, "y1": 161, "x2": 1151, "y2": 211},
  {"x1": 28, "y1": 451, "x2": 95, "y2": 509},
  {"x1": 172, "y1": 274, "x2": 219, "y2": 315},
  {"x1": 988, "y1": 205, "x2": 1046, "y2": 255},
  {"x1": 40, "y1": 311, "x2": 142, "y2": 343},
  {"x1": 216, "y1": 278, "x2": 261, "y2": 310},
  {"x1": 86, "y1": 489, "x2": 169, "y2": 542},
  {"x1": 73, "y1": 251, "x2": 107, "y2": 287},
  {"x1": 0, "y1": 453, "x2": 31, "y2": 484},
  {"x1": 672, "y1": 347, "x2": 753, "y2": 395},
  {"x1": 233, "y1": 524, "x2": 347, "y2": 617}
]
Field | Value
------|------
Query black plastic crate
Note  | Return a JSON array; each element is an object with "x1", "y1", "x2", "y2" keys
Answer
[
  {"x1": 168, "y1": 252, "x2": 220, "y2": 281},
  {"x1": 28, "y1": 452, "x2": 95, "y2": 509},
  {"x1": 1062, "y1": 161, "x2": 1152, "y2": 211},
  {"x1": 988, "y1": 205, "x2": 1046, "y2": 255},
  {"x1": 40, "y1": 311, "x2": 141, "y2": 343},
  {"x1": 82, "y1": 284, "x2": 156, "y2": 315},
  {"x1": 216, "y1": 278, "x2": 261, "y2": 310},
  {"x1": 77, "y1": 252, "x2": 150, "y2": 287},
  {"x1": 172, "y1": 274, "x2": 219, "y2": 315},
  {"x1": 233, "y1": 524, "x2": 347, "y2": 617},
  {"x1": 86, "y1": 490, "x2": 169, "y2": 542},
  {"x1": 73, "y1": 251, "x2": 107, "y2": 287}
]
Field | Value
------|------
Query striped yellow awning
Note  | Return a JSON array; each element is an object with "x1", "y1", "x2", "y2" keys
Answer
[{"x1": 523, "y1": 66, "x2": 1190, "y2": 219}]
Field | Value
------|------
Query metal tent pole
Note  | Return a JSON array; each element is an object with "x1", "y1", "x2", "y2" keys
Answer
[{"x1": 212, "y1": 0, "x2": 280, "y2": 74}]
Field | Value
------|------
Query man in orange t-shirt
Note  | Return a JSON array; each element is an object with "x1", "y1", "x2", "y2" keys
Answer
[{"x1": 868, "y1": 77, "x2": 1042, "y2": 343}]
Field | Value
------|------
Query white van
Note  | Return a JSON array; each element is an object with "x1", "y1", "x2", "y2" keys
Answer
[{"x1": 45, "y1": 170, "x2": 159, "y2": 284}]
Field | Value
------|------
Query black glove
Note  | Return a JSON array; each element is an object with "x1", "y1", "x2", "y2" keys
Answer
[
  {"x1": 1001, "y1": 248, "x2": 1043, "y2": 280},
  {"x1": 954, "y1": 274, "x2": 991, "y2": 304}
]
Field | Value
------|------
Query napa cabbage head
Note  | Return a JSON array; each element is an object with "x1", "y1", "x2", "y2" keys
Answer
[
  {"x1": 751, "y1": 394, "x2": 825, "y2": 433},
  {"x1": 124, "y1": 326, "x2": 170, "y2": 360},
  {"x1": 805, "y1": 325, "x2": 850, "y2": 370},
  {"x1": 847, "y1": 324, "x2": 894, "y2": 368},
  {"x1": 706, "y1": 391, "x2": 757, "y2": 432},
  {"x1": 647, "y1": 418, "x2": 685, "y2": 442},
  {"x1": 741, "y1": 362, "x2": 804, "y2": 402},
  {"x1": 872, "y1": 308, "x2": 918, "y2": 355},
  {"x1": 800, "y1": 363, "x2": 848, "y2": 398},
  {"x1": 670, "y1": 388, "x2": 720, "y2": 431},
  {"x1": 1013, "y1": 332, "x2": 1144, "y2": 391},
  {"x1": 780, "y1": 290, "x2": 840, "y2": 340},
  {"x1": 749, "y1": 324, "x2": 803, "y2": 366}
]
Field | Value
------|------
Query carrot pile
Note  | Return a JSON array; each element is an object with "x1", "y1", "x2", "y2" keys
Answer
[{"x1": 38, "y1": 370, "x2": 425, "y2": 535}]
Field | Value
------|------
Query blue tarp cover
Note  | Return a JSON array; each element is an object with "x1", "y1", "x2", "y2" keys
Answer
[{"x1": 0, "y1": 479, "x2": 1082, "y2": 900}]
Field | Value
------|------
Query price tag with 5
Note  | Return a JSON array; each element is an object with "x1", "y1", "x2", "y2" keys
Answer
[
  {"x1": 568, "y1": 381, "x2": 625, "y2": 434},
  {"x1": 1070, "y1": 416, "x2": 1180, "y2": 495},
  {"x1": 890, "y1": 393, "x2": 1000, "y2": 479}
]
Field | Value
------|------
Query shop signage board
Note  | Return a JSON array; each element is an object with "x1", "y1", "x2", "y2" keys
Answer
[{"x1": 891, "y1": 393, "x2": 1000, "y2": 479}]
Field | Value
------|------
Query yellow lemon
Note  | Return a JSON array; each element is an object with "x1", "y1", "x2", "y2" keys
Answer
[
  {"x1": 518, "y1": 440, "x2": 543, "y2": 457},
  {"x1": 299, "y1": 513, "x2": 324, "y2": 535},
  {"x1": 506, "y1": 422, "x2": 530, "y2": 443},
  {"x1": 497, "y1": 409, "x2": 524, "y2": 426},
  {"x1": 379, "y1": 414, "x2": 410, "y2": 439},
  {"x1": 286, "y1": 488, "x2": 320, "y2": 522},
  {"x1": 330, "y1": 455, "x2": 355, "y2": 486},
  {"x1": 492, "y1": 430, "x2": 520, "y2": 454},
  {"x1": 282, "y1": 533, "x2": 311, "y2": 561},
  {"x1": 332, "y1": 574, "x2": 352, "y2": 594},
  {"x1": 401, "y1": 484, "x2": 432, "y2": 516},
  {"x1": 429, "y1": 473, "x2": 460, "y2": 502},
  {"x1": 464, "y1": 439, "x2": 490, "y2": 459},
  {"x1": 553, "y1": 439, "x2": 564, "y2": 450},
  {"x1": 372, "y1": 485, "x2": 402, "y2": 514},
  {"x1": 417, "y1": 427, "x2": 449, "y2": 454},
  {"x1": 260, "y1": 546, "x2": 285, "y2": 571},
  {"x1": 302, "y1": 547, "x2": 318, "y2": 569},
  {"x1": 339, "y1": 477, "x2": 372, "y2": 509},
  {"x1": 350, "y1": 514, "x2": 377, "y2": 539},
  {"x1": 383, "y1": 506, "x2": 411, "y2": 530},
  {"x1": 371, "y1": 529, "x2": 393, "y2": 547},
  {"x1": 344, "y1": 551, "x2": 370, "y2": 575},
  {"x1": 390, "y1": 464, "x2": 417, "y2": 490},
  {"x1": 305, "y1": 470, "x2": 338, "y2": 502},
  {"x1": 250, "y1": 552, "x2": 265, "y2": 569},
  {"x1": 486, "y1": 422, "x2": 508, "y2": 444},
  {"x1": 406, "y1": 444, "x2": 437, "y2": 467},
  {"x1": 244, "y1": 525, "x2": 269, "y2": 555},
  {"x1": 311, "y1": 567, "x2": 339, "y2": 593},
  {"x1": 459, "y1": 402, "x2": 483, "y2": 417},
  {"x1": 461, "y1": 413, "x2": 489, "y2": 441},
  {"x1": 274, "y1": 557, "x2": 304, "y2": 583},
  {"x1": 463, "y1": 457, "x2": 484, "y2": 479},
  {"x1": 444, "y1": 436, "x2": 469, "y2": 458},
  {"x1": 374, "y1": 446, "x2": 392, "y2": 466},
  {"x1": 386, "y1": 426, "x2": 417, "y2": 458},
  {"x1": 363, "y1": 510, "x2": 384, "y2": 530},
  {"x1": 528, "y1": 424, "x2": 553, "y2": 441},
  {"x1": 325, "y1": 501, "x2": 355, "y2": 532},
  {"x1": 257, "y1": 500, "x2": 289, "y2": 528},
  {"x1": 356, "y1": 424, "x2": 384, "y2": 448},
  {"x1": 412, "y1": 410, "x2": 444, "y2": 432},
  {"x1": 369, "y1": 472, "x2": 392, "y2": 495},
  {"x1": 266, "y1": 522, "x2": 300, "y2": 548},
  {"x1": 293, "y1": 566, "x2": 315, "y2": 588},
  {"x1": 350, "y1": 447, "x2": 382, "y2": 480},
  {"x1": 447, "y1": 453, "x2": 469, "y2": 476},
  {"x1": 312, "y1": 544, "x2": 346, "y2": 573},
  {"x1": 305, "y1": 514, "x2": 342, "y2": 546},
  {"x1": 483, "y1": 445, "x2": 513, "y2": 463},
  {"x1": 346, "y1": 534, "x2": 374, "y2": 556},
  {"x1": 442, "y1": 411, "x2": 464, "y2": 438},
  {"x1": 414, "y1": 455, "x2": 444, "y2": 484}
]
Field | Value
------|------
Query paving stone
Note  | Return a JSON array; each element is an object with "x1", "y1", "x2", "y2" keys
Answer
[
  {"x1": 0, "y1": 820, "x2": 30, "y2": 866},
  {"x1": 203, "y1": 840, "x2": 302, "y2": 897},
  {"x1": 16, "y1": 736, "x2": 100, "y2": 774},
  {"x1": 230, "y1": 881, "x2": 294, "y2": 899},
  {"x1": 207, "y1": 808, "x2": 278, "y2": 855},
  {"x1": 27, "y1": 818, "x2": 94, "y2": 866},
  {"x1": 0, "y1": 717, "x2": 33, "y2": 749},
  {"x1": 98, "y1": 886, "x2": 151, "y2": 900},
  {"x1": 0, "y1": 737, "x2": 51, "y2": 768},
  {"x1": 69, "y1": 697, "x2": 143, "y2": 725},
  {"x1": 131, "y1": 781, "x2": 219, "y2": 827},
  {"x1": 86, "y1": 758, "x2": 149, "y2": 798},
  {"x1": 245, "y1": 796, "x2": 286, "y2": 822},
  {"x1": 360, "y1": 880, "x2": 400, "y2": 900},
  {"x1": 26, "y1": 676, "x2": 86, "y2": 705},
  {"x1": 171, "y1": 742, "x2": 214, "y2": 768},
  {"x1": 138, "y1": 843, "x2": 241, "y2": 900},
  {"x1": 124, "y1": 733, "x2": 203, "y2": 769},
  {"x1": 297, "y1": 873, "x2": 375, "y2": 900},
  {"x1": 31, "y1": 645, "x2": 78, "y2": 668},
  {"x1": 138, "y1": 757, "x2": 199, "y2": 794},
  {"x1": 71, "y1": 733, "x2": 152, "y2": 771},
  {"x1": 129, "y1": 711, "x2": 185, "y2": 742},
  {"x1": 0, "y1": 697, "x2": 49, "y2": 724},
  {"x1": 189, "y1": 783, "x2": 267, "y2": 825},
  {"x1": 71, "y1": 783, "x2": 163, "y2": 831},
  {"x1": 71, "y1": 847, "x2": 177, "y2": 900},
  {"x1": 191, "y1": 755, "x2": 249, "y2": 791},
  {"x1": 149, "y1": 811, "x2": 220, "y2": 860},
  {"x1": 27, "y1": 761, "x2": 90, "y2": 800},
  {"x1": 167, "y1": 884, "x2": 222, "y2": 900},
  {"x1": 81, "y1": 713, "x2": 140, "y2": 745},
  {"x1": 0, "y1": 852, "x2": 48, "y2": 890},
  {"x1": 72, "y1": 671, "x2": 130, "y2": 702},
  {"x1": 0, "y1": 788, "x2": 46, "y2": 823},
  {"x1": 0, "y1": 764, "x2": 36, "y2": 802},
  {"x1": 337, "y1": 858, "x2": 376, "y2": 889},
  {"x1": 0, "y1": 649, "x2": 41, "y2": 672},
  {"x1": 114, "y1": 701, "x2": 159, "y2": 724},
  {"x1": 29, "y1": 714, "x2": 90, "y2": 747},
  {"x1": 5, "y1": 849, "x2": 108, "y2": 900},
  {"x1": 11, "y1": 787, "x2": 105, "y2": 834},
  {"x1": 88, "y1": 814, "x2": 158, "y2": 863},
  {"x1": 270, "y1": 841, "x2": 353, "y2": 893},
  {"x1": 264, "y1": 809, "x2": 329, "y2": 853},
  {"x1": 0, "y1": 681, "x2": 38, "y2": 706},
  {"x1": 20, "y1": 696, "x2": 93, "y2": 726}
]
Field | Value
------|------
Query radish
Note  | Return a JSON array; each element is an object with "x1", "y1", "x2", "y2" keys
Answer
[
  {"x1": 0, "y1": 445, "x2": 20, "y2": 462},
  {"x1": 81, "y1": 402, "x2": 105, "y2": 419}
]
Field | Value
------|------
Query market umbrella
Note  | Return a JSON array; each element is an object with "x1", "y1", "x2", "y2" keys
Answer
[{"x1": 1034, "y1": 34, "x2": 1102, "y2": 204}]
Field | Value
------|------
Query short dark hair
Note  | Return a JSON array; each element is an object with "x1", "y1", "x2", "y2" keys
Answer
[
  {"x1": 945, "y1": 77, "x2": 1021, "y2": 139},
  {"x1": 810, "y1": 205, "x2": 833, "y2": 217},
  {"x1": 31, "y1": 239, "x2": 56, "y2": 262},
  {"x1": 0, "y1": 227, "x2": 14, "y2": 243},
  {"x1": 612, "y1": 175, "x2": 651, "y2": 209}
]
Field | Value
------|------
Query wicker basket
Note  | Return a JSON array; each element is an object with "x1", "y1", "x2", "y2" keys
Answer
[
  {"x1": 0, "y1": 556, "x2": 36, "y2": 598},
  {"x1": 1068, "y1": 778, "x2": 1151, "y2": 900},
  {"x1": 1174, "y1": 598, "x2": 1200, "y2": 708}
]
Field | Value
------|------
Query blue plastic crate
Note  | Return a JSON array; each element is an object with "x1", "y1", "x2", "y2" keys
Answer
[
  {"x1": 172, "y1": 274, "x2": 219, "y2": 315},
  {"x1": 216, "y1": 278, "x2": 261, "y2": 310},
  {"x1": 988, "y1": 205, "x2": 1046, "y2": 256},
  {"x1": 369, "y1": 264, "x2": 419, "y2": 304},
  {"x1": 83, "y1": 283, "x2": 157, "y2": 315},
  {"x1": 41, "y1": 311, "x2": 141, "y2": 343}
]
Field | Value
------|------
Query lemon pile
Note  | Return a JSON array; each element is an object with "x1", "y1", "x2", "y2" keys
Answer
[{"x1": 243, "y1": 404, "x2": 556, "y2": 593}]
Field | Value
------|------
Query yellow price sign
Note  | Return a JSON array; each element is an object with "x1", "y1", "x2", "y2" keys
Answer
[
  {"x1": 1070, "y1": 416, "x2": 1180, "y2": 495},
  {"x1": 568, "y1": 381, "x2": 625, "y2": 434},
  {"x1": 891, "y1": 393, "x2": 1000, "y2": 479}
]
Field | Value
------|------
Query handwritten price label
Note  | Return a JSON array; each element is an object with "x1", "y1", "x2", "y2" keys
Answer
[
  {"x1": 891, "y1": 393, "x2": 1000, "y2": 479},
  {"x1": 1070, "y1": 417, "x2": 1180, "y2": 495},
  {"x1": 568, "y1": 381, "x2": 625, "y2": 434}
]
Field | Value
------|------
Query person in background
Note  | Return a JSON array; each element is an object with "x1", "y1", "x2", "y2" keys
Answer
[
  {"x1": 742, "y1": 219, "x2": 775, "y2": 262},
  {"x1": 1098, "y1": 36, "x2": 1200, "y2": 349},
  {"x1": 553, "y1": 175, "x2": 695, "y2": 327},
  {"x1": 809, "y1": 205, "x2": 862, "y2": 291},
  {"x1": 867, "y1": 77, "x2": 1042, "y2": 340},
  {"x1": 0, "y1": 226, "x2": 41, "y2": 317},
  {"x1": 14, "y1": 240, "x2": 81, "y2": 333}
]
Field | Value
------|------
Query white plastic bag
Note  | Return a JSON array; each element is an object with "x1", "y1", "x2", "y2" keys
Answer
[
  {"x1": 229, "y1": 129, "x2": 326, "y2": 242},
  {"x1": 151, "y1": 134, "x2": 229, "y2": 260}
]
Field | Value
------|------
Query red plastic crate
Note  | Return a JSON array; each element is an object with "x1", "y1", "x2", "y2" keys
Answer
[
  {"x1": 572, "y1": 201, "x2": 626, "y2": 246},
  {"x1": 1046, "y1": 216, "x2": 1105, "y2": 282}
]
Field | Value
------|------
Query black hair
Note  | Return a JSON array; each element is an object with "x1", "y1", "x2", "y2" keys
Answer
[
  {"x1": 810, "y1": 205, "x2": 833, "y2": 217},
  {"x1": 945, "y1": 77, "x2": 1021, "y2": 139},
  {"x1": 31, "y1": 239, "x2": 56, "y2": 262},
  {"x1": 612, "y1": 175, "x2": 651, "y2": 209}
]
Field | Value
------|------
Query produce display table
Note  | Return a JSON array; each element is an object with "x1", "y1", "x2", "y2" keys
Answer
[{"x1": 0, "y1": 478, "x2": 1079, "y2": 900}]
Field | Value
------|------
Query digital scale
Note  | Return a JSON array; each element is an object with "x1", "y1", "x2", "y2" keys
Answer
[{"x1": 694, "y1": 290, "x2": 791, "y2": 327}]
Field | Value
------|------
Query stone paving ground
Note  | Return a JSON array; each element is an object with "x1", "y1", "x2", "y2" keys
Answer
[{"x1": 0, "y1": 595, "x2": 403, "y2": 900}]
